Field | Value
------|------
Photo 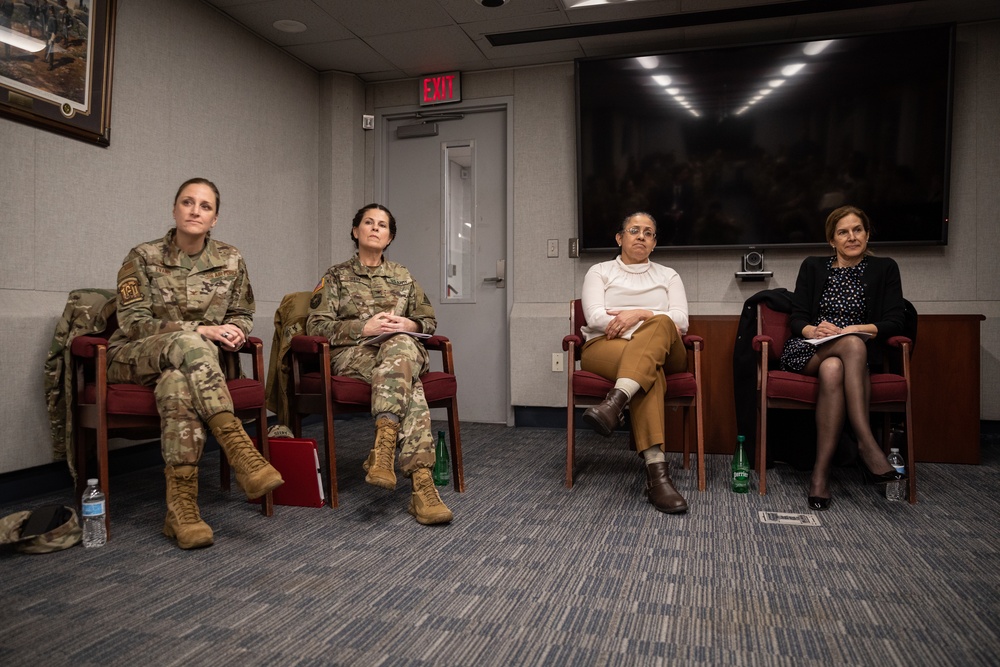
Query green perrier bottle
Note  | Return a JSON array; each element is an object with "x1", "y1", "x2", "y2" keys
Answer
[
  {"x1": 433, "y1": 430, "x2": 450, "y2": 487},
  {"x1": 731, "y1": 435, "x2": 750, "y2": 493}
]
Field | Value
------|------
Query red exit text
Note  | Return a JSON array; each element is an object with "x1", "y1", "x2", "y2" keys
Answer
[{"x1": 420, "y1": 72, "x2": 461, "y2": 106}]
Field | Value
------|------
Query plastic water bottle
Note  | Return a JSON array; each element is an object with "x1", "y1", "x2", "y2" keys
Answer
[
  {"x1": 886, "y1": 448, "x2": 906, "y2": 502},
  {"x1": 432, "y1": 430, "x2": 450, "y2": 487},
  {"x1": 81, "y1": 478, "x2": 107, "y2": 548},
  {"x1": 731, "y1": 435, "x2": 750, "y2": 493}
]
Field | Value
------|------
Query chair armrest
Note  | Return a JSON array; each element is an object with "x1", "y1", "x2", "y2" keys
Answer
[
  {"x1": 886, "y1": 335, "x2": 912, "y2": 350},
  {"x1": 290, "y1": 335, "x2": 329, "y2": 354},
  {"x1": 682, "y1": 334, "x2": 704, "y2": 350},
  {"x1": 70, "y1": 336, "x2": 108, "y2": 358},
  {"x1": 562, "y1": 334, "x2": 583, "y2": 352},
  {"x1": 751, "y1": 334, "x2": 772, "y2": 353},
  {"x1": 423, "y1": 335, "x2": 450, "y2": 350},
  {"x1": 238, "y1": 336, "x2": 264, "y2": 355}
]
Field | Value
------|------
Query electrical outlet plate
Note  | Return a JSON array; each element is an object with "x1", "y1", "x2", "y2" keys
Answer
[
  {"x1": 546, "y1": 239, "x2": 558, "y2": 258},
  {"x1": 569, "y1": 238, "x2": 579, "y2": 258},
  {"x1": 552, "y1": 352, "x2": 564, "y2": 372}
]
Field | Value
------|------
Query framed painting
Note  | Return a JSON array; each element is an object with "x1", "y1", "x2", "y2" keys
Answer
[{"x1": 0, "y1": 0, "x2": 116, "y2": 146}]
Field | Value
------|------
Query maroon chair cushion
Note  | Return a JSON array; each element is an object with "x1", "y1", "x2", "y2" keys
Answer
[
  {"x1": 328, "y1": 376, "x2": 372, "y2": 405},
  {"x1": 869, "y1": 373, "x2": 908, "y2": 403},
  {"x1": 301, "y1": 371, "x2": 458, "y2": 406},
  {"x1": 572, "y1": 371, "x2": 614, "y2": 398},
  {"x1": 83, "y1": 378, "x2": 264, "y2": 415},
  {"x1": 421, "y1": 371, "x2": 458, "y2": 402},
  {"x1": 663, "y1": 372, "x2": 696, "y2": 398},
  {"x1": 764, "y1": 370, "x2": 820, "y2": 403},
  {"x1": 766, "y1": 370, "x2": 907, "y2": 405},
  {"x1": 227, "y1": 378, "x2": 266, "y2": 409},
  {"x1": 573, "y1": 371, "x2": 696, "y2": 399},
  {"x1": 88, "y1": 383, "x2": 158, "y2": 415}
]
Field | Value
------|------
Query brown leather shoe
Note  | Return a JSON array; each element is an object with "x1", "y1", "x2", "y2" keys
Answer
[
  {"x1": 646, "y1": 462, "x2": 688, "y2": 514},
  {"x1": 582, "y1": 388, "x2": 629, "y2": 436}
]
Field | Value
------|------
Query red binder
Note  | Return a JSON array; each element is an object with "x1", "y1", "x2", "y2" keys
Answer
[{"x1": 250, "y1": 438, "x2": 325, "y2": 508}]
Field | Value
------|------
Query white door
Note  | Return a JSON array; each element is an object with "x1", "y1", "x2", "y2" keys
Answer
[{"x1": 377, "y1": 102, "x2": 510, "y2": 424}]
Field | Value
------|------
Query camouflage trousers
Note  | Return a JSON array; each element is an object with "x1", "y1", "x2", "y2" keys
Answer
[
  {"x1": 332, "y1": 335, "x2": 434, "y2": 475},
  {"x1": 107, "y1": 332, "x2": 233, "y2": 465}
]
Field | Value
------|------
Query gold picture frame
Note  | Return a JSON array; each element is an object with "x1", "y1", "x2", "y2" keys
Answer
[{"x1": 0, "y1": 0, "x2": 116, "y2": 146}]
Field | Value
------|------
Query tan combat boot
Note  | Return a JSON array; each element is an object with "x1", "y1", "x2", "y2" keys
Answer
[
  {"x1": 163, "y1": 465, "x2": 214, "y2": 549},
  {"x1": 408, "y1": 468, "x2": 454, "y2": 525},
  {"x1": 209, "y1": 416, "x2": 284, "y2": 500},
  {"x1": 363, "y1": 416, "x2": 400, "y2": 490}
]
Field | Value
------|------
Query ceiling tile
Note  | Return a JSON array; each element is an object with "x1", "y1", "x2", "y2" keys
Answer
[
  {"x1": 222, "y1": 0, "x2": 354, "y2": 47},
  {"x1": 313, "y1": 0, "x2": 454, "y2": 37},
  {"x1": 285, "y1": 38, "x2": 399, "y2": 74},
  {"x1": 366, "y1": 25, "x2": 489, "y2": 73}
]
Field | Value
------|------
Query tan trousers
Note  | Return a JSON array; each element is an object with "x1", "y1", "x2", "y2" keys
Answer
[{"x1": 580, "y1": 315, "x2": 686, "y2": 453}]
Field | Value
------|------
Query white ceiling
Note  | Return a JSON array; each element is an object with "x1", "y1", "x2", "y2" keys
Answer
[{"x1": 203, "y1": 0, "x2": 1000, "y2": 82}]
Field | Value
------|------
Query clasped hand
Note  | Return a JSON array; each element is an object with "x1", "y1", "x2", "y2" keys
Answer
[
  {"x1": 604, "y1": 309, "x2": 649, "y2": 340},
  {"x1": 363, "y1": 312, "x2": 416, "y2": 337},
  {"x1": 198, "y1": 324, "x2": 245, "y2": 350}
]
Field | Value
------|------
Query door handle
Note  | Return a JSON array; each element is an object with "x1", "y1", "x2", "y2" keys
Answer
[{"x1": 482, "y1": 259, "x2": 505, "y2": 288}]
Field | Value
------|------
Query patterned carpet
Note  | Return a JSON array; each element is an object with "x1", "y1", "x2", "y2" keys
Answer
[{"x1": 1, "y1": 420, "x2": 998, "y2": 666}]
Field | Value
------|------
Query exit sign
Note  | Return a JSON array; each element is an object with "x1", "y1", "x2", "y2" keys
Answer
[{"x1": 420, "y1": 71, "x2": 461, "y2": 106}]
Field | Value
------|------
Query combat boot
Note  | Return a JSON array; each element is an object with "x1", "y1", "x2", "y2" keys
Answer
[
  {"x1": 408, "y1": 468, "x2": 454, "y2": 525},
  {"x1": 363, "y1": 416, "x2": 399, "y2": 490},
  {"x1": 209, "y1": 416, "x2": 284, "y2": 500},
  {"x1": 163, "y1": 465, "x2": 214, "y2": 549}
]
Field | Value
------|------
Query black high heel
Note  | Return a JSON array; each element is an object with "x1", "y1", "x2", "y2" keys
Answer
[
  {"x1": 860, "y1": 463, "x2": 906, "y2": 486},
  {"x1": 808, "y1": 495, "x2": 831, "y2": 511}
]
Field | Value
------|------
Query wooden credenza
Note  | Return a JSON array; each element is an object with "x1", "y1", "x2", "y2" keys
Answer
[{"x1": 663, "y1": 314, "x2": 984, "y2": 464}]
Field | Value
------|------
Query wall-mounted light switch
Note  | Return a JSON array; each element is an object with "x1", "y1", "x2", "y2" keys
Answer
[
  {"x1": 547, "y1": 239, "x2": 559, "y2": 258},
  {"x1": 362, "y1": 115, "x2": 374, "y2": 130}
]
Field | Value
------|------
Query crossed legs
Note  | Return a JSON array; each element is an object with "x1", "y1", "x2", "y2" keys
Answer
[{"x1": 803, "y1": 335, "x2": 894, "y2": 499}]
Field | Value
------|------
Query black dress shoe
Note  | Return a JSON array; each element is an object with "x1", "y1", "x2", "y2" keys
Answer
[
  {"x1": 646, "y1": 462, "x2": 688, "y2": 514},
  {"x1": 860, "y1": 464, "x2": 906, "y2": 486},
  {"x1": 807, "y1": 495, "x2": 831, "y2": 511},
  {"x1": 582, "y1": 388, "x2": 629, "y2": 437}
]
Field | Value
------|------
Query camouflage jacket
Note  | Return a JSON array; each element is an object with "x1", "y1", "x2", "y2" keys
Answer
[
  {"x1": 306, "y1": 255, "x2": 436, "y2": 362},
  {"x1": 109, "y1": 229, "x2": 255, "y2": 353},
  {"x1": 43, "y1": 288, "x2": 117, "y2": 472},
  {"x1": 265, "y1": 290, "x2": 312, "y2": 425}
]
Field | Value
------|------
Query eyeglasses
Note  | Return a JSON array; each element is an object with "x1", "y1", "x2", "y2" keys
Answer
[{"x1": 624, "y1": 226, "x2": 656, "y2": 240}]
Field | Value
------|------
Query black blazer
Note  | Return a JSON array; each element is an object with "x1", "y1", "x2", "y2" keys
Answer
[{"x1": 788, "y1": 255, "x2": 906, "y2": 370}]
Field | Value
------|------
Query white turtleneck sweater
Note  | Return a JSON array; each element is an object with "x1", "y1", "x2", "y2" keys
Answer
[{"x1": 581, "y1": 256, "x2": 689, "y2": 342}]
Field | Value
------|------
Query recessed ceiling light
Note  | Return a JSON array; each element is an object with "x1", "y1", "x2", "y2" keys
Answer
[{"x1": 273, "y1": 19, "x2": 307, "y2": 33}]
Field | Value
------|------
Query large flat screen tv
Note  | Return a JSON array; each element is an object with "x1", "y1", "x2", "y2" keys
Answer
[{"x1": 576, "y1": 25, "x2": 954, "y2": 252}]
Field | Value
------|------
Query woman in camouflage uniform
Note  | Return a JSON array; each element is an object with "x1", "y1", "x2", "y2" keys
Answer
[
  {"x1": 108, "y1": 178, "x2": 283, "y2": 549},
  {"x1": 307, "y1": 204, "x2": 452, "y2": 525}
]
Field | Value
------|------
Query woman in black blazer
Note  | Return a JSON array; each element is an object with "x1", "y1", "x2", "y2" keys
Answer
[{"x1": 781, "y1": 205, "x2": 907, "y2": 511}]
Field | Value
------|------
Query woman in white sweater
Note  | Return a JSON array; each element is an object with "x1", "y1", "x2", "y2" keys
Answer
[{"x1": 580, "y1": 212, "x2": 690, "y2": 514}]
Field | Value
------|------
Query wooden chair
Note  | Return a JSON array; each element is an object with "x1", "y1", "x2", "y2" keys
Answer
[
  {"x1": 562, "y1": 299, "x2": 706, "y2": 490},
  {"x1": 752, "y1": 302, "x2": 917, "y2": 502},
  {"x1": 286, "y1": 334, "x2": 464, "y2": 508},
  {"x1": 70, "y1": 314, "x2": 274, "y2": 538}
]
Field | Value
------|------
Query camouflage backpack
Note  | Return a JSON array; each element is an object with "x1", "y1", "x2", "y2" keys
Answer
[{"x1": 0, "y1": 504, "x2": 82, "y2": 554}]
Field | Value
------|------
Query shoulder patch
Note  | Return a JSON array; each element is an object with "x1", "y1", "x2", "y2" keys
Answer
[
  {"x1": 118, "y1": 277, "x2": 142, "y2": 306},
  {"x1": 116, "y1": 261, "x2": 137, "y2": 283},
  {"x1": 312, "y1": 276, "x2": 325, "y2": 293},
  {"x1": 245, "y1": 283, "x2": 255, "y2": 304},
  {"x1": 310, "y1": 292, "x2": 322, "y2": 309}
]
